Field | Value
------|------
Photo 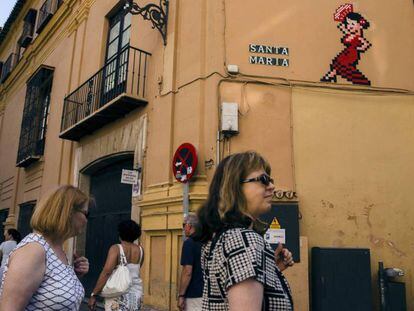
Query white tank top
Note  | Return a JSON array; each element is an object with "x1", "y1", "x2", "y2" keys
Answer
[{"x1": 1, "y1": 233, "x2": 84, "y2": 310}]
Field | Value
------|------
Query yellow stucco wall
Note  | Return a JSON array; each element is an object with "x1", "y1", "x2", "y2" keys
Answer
[
  {"x1": 292, "y1": 88, "x2": 414, "y2": 309},
  {"x1": 224, "y1": 0, "x2": 414, "y2": 90}
]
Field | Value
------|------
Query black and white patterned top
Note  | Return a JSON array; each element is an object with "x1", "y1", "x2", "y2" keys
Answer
[
  {"x1": 0, "y1": 233, "x2": 84, "y2": 310},
  {"x1": 201, "y1": 228, "x2": 293, "y2": 310}
]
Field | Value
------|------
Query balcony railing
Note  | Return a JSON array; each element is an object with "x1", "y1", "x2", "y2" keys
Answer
[
  {"x1": 0, "y1": 53, "x2": 17, "y2": 83},
  {"x1": 60, "y1": 46, "x2": 151, "y2": 141}
]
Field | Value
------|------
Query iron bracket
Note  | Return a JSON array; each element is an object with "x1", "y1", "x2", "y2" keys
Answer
[{"x1": 125, "y1": 0, "x2": 169, "y2": 45}]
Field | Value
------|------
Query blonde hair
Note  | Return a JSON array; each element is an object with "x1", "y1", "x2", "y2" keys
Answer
[{"x1": 31, "y1": 185, "x2": 92, "y2": 240}]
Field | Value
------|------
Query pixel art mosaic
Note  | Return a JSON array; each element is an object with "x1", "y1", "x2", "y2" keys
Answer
[{"x1": 321, "y1": 4, "x2": 372, "y2": 85}]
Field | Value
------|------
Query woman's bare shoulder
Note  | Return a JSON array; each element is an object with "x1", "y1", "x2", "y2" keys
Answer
[{"x1": 10, "y1": 242, "x2": 45, "y2": 265}]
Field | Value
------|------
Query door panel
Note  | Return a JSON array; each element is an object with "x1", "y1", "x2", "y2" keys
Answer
[
  {"x1": 171, "y1": 231, "x2": 183, "y2": 311},
  {"x1": 149, "y1": 235, "x2": 167, "y2": 298},
  {"x1": 144, "y1": 230, "x2": 183, "y2": 311},
  {"x1": 102, "y1": 9, "x2": 131, "y2": 102},
  {"x1": 82, "y1": 158, "x2": 133, "y2": 296},
  {"x1": 144, "y1": 231, "x2": 171, "y2": 310}
]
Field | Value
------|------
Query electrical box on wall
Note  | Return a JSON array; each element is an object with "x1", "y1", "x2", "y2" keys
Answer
[{"x1": 221, "y1": 102, "x2": 239, "y2": 135}]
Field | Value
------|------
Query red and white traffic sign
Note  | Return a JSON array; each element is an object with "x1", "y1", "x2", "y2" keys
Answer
[{"x1": 172, "y1": 143, "x2": 198, "y2": 183}]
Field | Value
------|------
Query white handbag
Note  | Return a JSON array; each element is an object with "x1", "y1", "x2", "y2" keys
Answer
[{"x1": 101, "y1": 244, "x2": 132, "y2": 298}]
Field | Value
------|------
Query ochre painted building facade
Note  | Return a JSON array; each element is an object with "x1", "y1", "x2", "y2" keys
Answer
[{"x1": 0, "y1": 0, "x2": 413, "y2": 310}]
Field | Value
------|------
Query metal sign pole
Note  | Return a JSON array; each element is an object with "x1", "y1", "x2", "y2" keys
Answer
[{"x1": 182, "y1": 181, "x2": 190, "y2": 240}]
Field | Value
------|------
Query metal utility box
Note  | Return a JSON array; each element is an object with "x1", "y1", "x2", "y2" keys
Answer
[
  {"x1": 259, "y1": 203, "x2": 300, "y2": 262},
  {"x1": 312, "y1": 247, "x2": 372, "y2": 311},
  {"x1": 220, "y1": 102, "x2": 239, "y2": 134}
]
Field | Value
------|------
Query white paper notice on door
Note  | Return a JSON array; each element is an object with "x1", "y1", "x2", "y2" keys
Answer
[{"x1": 264, "y1": 228, "x2": 286, "y2": 244}]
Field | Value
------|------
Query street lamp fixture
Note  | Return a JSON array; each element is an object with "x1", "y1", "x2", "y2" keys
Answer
[{"x1": 124, "y1": 0, "x2": 169, "y2": 45}]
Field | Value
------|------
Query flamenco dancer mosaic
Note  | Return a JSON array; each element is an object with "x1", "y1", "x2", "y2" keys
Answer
[{"x1": 321, "y1": 4, "x2": 372, "y2": 85}]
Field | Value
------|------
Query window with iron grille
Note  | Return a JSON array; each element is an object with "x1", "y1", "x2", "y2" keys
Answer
[
  {"x1": 19, "y1": 9, "x2": 37, "y2": 48},
  {"x1": 0, "y1": 53, "x2": 17, "y2": 83},
  {"x1": 36, "y1": 0, "x2": 62, "y2": 34},
  {"x1": 16, "y1": 67, "x2": 54, "y2": 167}
]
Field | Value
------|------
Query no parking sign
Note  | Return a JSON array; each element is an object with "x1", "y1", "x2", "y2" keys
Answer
[{"x1": 172, "y1": 143, "x2": 198, "y2": 183}]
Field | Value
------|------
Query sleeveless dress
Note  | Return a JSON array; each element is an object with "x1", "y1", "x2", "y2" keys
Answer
[
  {"x1": 0, "y1": 233, "x2": 84, "y2": 310},
  {"x1": 104, "y1": 245, "x2": 144, "y2": 311},
  {"x1": 331, "y1": 34, "x2": 370, "y2": 85}
]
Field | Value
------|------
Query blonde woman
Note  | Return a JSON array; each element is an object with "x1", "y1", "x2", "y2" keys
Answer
[
  {"x1": 0, "y1": 185, "x2": 92, "y2": 310},
  {"x1": 194, "y1": 151, "x2": 294, "y2": 311}
]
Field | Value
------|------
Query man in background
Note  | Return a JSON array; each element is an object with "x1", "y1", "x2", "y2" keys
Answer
[{"x1": 177, "y1": 214, "x2": 203, "y2": 311}]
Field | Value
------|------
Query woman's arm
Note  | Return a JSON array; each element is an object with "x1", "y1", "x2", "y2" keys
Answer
[
  {"x1": 338, "y1": 23, "x2": 346, "y2": 34},
  {"x1": 357, "y1": 37, "x2": 371, "y2": 51},
  {"x1": 88, "y1": 245, "x2": 119, "y2": 309},
  {"x1": 228, "y1": 278, "x2": 263, "y2": 311},
  {"x1": 0, "y1": 243, "x2": 46, "y2": 310}
]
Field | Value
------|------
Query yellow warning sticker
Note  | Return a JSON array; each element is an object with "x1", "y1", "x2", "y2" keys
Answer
[{"x1": 270, "y1": 217, "x2": 281, "y2": 229}]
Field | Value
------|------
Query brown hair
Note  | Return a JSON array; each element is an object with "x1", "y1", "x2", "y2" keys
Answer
[
  {"x1": 218, "y1": 152, "x2": 271, "y2": 219},
  {"x1": 31, "y1": 185, "x2": 93, "y2": 240}
]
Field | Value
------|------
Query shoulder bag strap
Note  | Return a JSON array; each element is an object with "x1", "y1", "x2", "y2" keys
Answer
[
  {"x1": 118, "y1": 244, "x2": 128, "y2": 266},
  {"x1": 138, "y1": 245, "x2": 144, "y2": 266}
]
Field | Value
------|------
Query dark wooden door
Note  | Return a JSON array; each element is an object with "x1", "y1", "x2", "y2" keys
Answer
[{"x1": 82, "y1": 158, "x2": 133, "y2": 296}]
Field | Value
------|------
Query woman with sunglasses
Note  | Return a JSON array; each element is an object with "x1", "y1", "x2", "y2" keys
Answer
[
  {"x1": 0, "y1": 185, "x2": 92, "y2": 310},
  {"x1": 194, "y1": 151, "x2": 294, "y2": 310}
]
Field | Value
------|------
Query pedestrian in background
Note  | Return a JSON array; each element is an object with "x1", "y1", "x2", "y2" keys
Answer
[
  {"x1": 0, "y1": 185, "x2": 91, "y2": 310},
  {"x1": 194, "y1": 151, "x2": 294, "y2": 310},
  {"x1": 177, "y1": 214, "x2": 203, "y2": 311},
  {"x1": 88, "y1": 219, "x2": 144, "y2": 311},
  {"x1": 0, "y1": 229, "x2": 22, "y2": 280}
]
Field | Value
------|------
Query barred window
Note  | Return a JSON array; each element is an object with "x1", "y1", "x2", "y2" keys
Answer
[
  {"x1": 36, "y1": 0, "x2": 63, "y2": 34},
  {"x1": 16, "y1": 67, "x2": 54, "y2": 167},
  {"x1": 0, "y1": 53, "x2": 17, "y2": 83},
  {"x1": 19, "y1": 9, "x2": 37, "y2": 49}
]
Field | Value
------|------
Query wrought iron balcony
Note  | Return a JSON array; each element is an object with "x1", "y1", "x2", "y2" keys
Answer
[{"x1": 60, "y1": 46, "x2": 151, "y2": 141}]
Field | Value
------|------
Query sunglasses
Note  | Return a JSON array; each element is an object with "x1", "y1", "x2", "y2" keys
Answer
[
  {"x1": 78, "y1": 210, "x2": 90, "y2": 219},
  {"x1": 241, "y1": 173, "x2": 274, "y2": 186}
]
